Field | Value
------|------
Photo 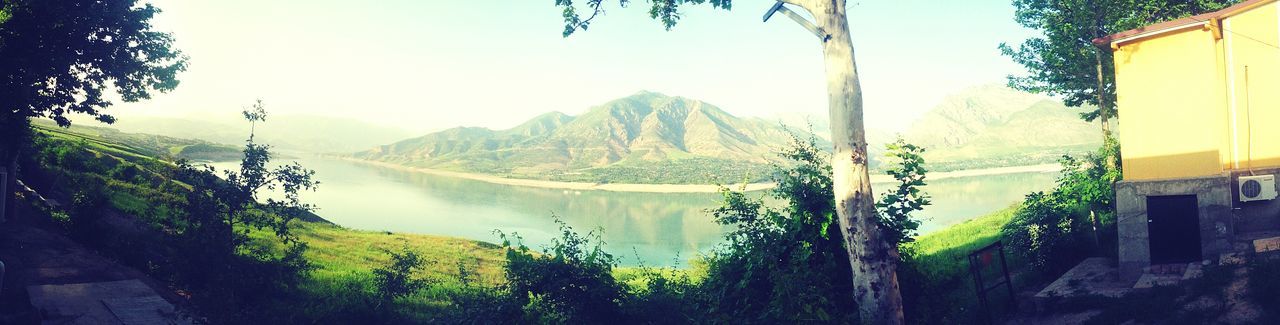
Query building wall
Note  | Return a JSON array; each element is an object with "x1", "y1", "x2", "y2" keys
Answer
[
  {"x1": 1223, "y1": 2, "x2": 1280, "y2": 171},
  {"x1": 1114, "y1": 27, "x2": 1228, "y2": 181}
]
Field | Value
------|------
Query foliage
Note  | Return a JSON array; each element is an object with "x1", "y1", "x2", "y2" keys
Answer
[
  {"x1": 373, "y1": 247, "x2": 432, "y2": 305},
  {"x1": 0, "y1": 0, "x2": 187, "y2": 159},
  {"x1": 618, "y1": 266, "x2": 701, "y2": 324},
  {"x1": 554, "y1": 0, "x2": 731, "y2": 37},
  {"x1": 1002, "y1": 139, "x2": 1121, "y2": 275},
  {"x1": 497, "y1": 219, "x2": 624, "y2": 323},
  {"x1": 697, "y1": 134, "x2": 859, "y2": 323},
  {"x1": 167, "y1": 101, "x2": 319, "y2": 323},
  {"x1": 1001, "y1": 0, "x2": 1236, "y2": 121},
  {"x1": 877, "y1": 136, "x2": 931, "y2": 246}
]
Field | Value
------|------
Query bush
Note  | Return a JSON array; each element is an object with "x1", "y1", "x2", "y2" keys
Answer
[
  {"x1": 498, "y1": 219, "x2": 624, "y2": 324},
  {"x1": 1002, "y1": 138, "x2": 1120, "y2": 276},
  {"x1": 696, "y1": 135, "x2": 860, "y2": 323}
]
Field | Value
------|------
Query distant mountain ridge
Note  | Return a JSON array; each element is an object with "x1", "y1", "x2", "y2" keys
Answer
[
  {"x1": 901, "y1": 85, "x2": 1103, "y2": 171},
  {"x1": 775, "y1": 85, "x2": 1102, "y2": 172},
  {"x1": 109, "y1": 114, "x2": 413, "y2": 154},
  {"x1": 356, "y1": 91, "x2": 816, "y2": 184}
]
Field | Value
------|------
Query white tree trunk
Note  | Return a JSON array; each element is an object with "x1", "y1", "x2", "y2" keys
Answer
[{"x1": 813, "y1": 1, "x2": 905, "y2": 323}]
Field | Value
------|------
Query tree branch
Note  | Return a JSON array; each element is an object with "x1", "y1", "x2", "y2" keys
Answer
[{"x1": 776, "y1": 0, "x2": 818, "y2": 16}]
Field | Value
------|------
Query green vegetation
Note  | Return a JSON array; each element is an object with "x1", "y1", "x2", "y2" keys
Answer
[
  {"x1": 17, "y1": 107, "x2": 511, "y2": 323},
  {"x1": 0, "y1": 0, "x2": 186, "y2": 162},
  {"x1": 24, "y1": 119, "x2": 1052, "y2": 323},
  {"x1": 33, "y1": 119, "x2": 241, "y2": 162}
]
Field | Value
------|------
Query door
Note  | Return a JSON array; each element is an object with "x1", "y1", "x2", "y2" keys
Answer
[{"x1": 1147, "y1": 195, "x2": 1202, "y2": 264}]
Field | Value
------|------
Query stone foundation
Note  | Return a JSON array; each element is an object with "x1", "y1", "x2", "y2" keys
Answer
[{"x1": 1115, "y1": 174, "x2": 1233, "y2": 282}]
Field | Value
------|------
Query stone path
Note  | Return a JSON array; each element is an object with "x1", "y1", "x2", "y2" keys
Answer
[
  {"x1": 0, "y1": 197, "x2": 190, "y2": 324},
  {"x1": 27, "y1": 280, "x2": 187, "y2": 325}
]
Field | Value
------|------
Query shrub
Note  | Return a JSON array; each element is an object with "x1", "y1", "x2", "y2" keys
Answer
[
  {"x1": 1002, "y1": 138, "x2": 1121, "y2": 276},
  {"x1": 499, "y1": 219, "x2": 624, "y2": 323}
]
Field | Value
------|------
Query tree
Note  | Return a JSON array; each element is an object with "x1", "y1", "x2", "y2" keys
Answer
[
  {"x1": 172, "y1": 101, "x2": 317, "y2": 321},
  {"x1": 1000, "y1": 0, "x2": 1237, "y2": 138},
  {"x1": 876, "y1": 136, "x2": 930, "y2": 247},
  {"x1": 550, "y1": 1, "x2": 903, "y2": 322},
  {"x1": 0, "y1": 0, "x2": 187, "y2": 160}
]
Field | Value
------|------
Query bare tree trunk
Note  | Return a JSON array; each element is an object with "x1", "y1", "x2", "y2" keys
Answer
[
  {"x1": 1094, "y1": 50, "x2": 1113, "y2": 139},
  {"x1": 814, "y1": 1, "x2": 904, "y2": 323}
]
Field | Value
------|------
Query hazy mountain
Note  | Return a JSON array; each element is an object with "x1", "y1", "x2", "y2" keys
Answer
[
  {"x1": 775, "y1": 85, "x2": 1102, "y2": 172},
  {"x1": 109, "y1": 114, "x2": 413, "y2": 154},
  {"x1": 357, "y1": 91, "x2": 819, "y2": 184},
  {"x1": 902, "y1": 85, "x2": 1103, "y2": 171}
]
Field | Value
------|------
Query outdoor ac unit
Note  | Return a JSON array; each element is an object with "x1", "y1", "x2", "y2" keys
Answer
[{"x1": 1239, "y1": 175, "x2": 1278, "y2": 202}]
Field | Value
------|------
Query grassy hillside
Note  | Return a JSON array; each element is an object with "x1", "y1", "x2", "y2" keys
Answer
[
  {"x1": 20, "y1": 123, "x2": 507, "y2": 319},
  {"x1": 357, "y1": 91, "x2": 820, "y2": 184},
  {"x1": 32, "y1": 119, "x2": 243, "y2": 162}
]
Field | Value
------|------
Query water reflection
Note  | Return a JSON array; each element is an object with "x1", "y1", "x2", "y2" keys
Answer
[{"x1": 209, "y1": 157, "x2": 1056, "y2": 266}]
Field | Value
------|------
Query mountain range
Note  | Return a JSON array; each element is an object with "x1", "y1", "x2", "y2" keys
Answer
[
  {"x1": 355, "y1": 91, "x2": 815, "y2": 184},
  {"x1": 358, "y1": 86, "x2": 1103, "y2": 184}
]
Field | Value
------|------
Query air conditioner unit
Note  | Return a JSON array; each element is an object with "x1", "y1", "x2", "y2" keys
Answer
[{"x1": 1239, "y1": 175, "x2": 1277, "y2": 202}]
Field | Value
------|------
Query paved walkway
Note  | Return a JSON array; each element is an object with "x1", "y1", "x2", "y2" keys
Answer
[{"x1": 0, "y1": 197, "x2": 190, "y2": 324}]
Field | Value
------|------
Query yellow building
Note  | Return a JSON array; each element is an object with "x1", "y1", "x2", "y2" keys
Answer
[{"x1": 1094, "y1": 0, "x2": 1280, "y2": 282}]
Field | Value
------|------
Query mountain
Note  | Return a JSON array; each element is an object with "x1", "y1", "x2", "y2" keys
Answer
[
  {"x1": 774, "y1": 85, "x2": 1102, "y2": 172},
  {"x1": 108, "y1": 114, "x2": 413, "y2": 154},
  {"x1": 902, "y1": 85, "x2": 1103, "y2": 171},
  {"x1": 357, "y1": 91, "x2": 818, "y2": 184}
]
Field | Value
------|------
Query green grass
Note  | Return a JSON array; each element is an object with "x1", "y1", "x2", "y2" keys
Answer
[
  {"x1": 260, "y1": 222, "x2": 505, "y2": 284},
  {"x1": 908, "y1": 205, "x2": 1018, "y2": 276},
  {"x1": 900, "y1": 205, "x2": 1024, "y2": 323}
]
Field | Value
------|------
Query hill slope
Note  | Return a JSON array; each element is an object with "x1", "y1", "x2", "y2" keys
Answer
[{"x1": 356, "y1": 91, "x2": 815, "y2": 184}]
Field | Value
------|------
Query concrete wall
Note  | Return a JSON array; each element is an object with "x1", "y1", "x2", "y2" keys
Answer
[{"x1": 1116, "y1": 174, "x2": 1234, "y2": 282}]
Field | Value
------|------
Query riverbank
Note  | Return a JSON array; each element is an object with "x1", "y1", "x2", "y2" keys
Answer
[{"x1": 339, "y1": 157, "x2": 1061, "y2": 193}]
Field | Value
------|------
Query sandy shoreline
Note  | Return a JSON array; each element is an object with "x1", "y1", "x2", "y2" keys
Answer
[{"x1": 338, "y1": 157, "x2": 1063, "y2": 193}]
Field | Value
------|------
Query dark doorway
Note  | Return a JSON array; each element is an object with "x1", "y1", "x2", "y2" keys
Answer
[{"x1": 1147, "y1": 195, "x2": 1202, "y2": 264}]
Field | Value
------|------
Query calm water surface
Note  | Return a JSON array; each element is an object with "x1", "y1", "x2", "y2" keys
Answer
[{"x1": 210, "y1": 157, "x2": 1056, "y2": 266}]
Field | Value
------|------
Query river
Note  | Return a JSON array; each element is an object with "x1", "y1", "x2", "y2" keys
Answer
[{"x1": 208, "y1": 157, "x2": 1057, "y2": 266}]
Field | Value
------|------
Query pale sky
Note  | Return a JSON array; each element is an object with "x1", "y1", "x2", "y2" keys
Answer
[{"x1": 110, "y1": 0, "x2": 1036, "y2": 134}]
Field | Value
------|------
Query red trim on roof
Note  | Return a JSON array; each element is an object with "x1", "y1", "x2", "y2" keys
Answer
[{"x1": 1092, "y1": 0, "x2": 1275, "y2": 48}]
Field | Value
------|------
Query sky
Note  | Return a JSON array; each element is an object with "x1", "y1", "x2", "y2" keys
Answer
[{"x1": 109, "y1": 0, "x2": 1037, "y2": 134}]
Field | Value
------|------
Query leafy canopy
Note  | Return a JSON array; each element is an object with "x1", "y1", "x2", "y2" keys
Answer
[
  {"x1": 554, "y1": 0, "x2": 733, "y2": 37},
  {"x1": 0, "y1": 0, "x2": 187, "y2": 126}
]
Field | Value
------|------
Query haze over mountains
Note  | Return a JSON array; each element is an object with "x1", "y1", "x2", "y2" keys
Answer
[
  {"x1": 87, "y1": 85, "x2": 1102, "y2": 184},
  {"x1": 356, "y1": 85, "x2": 1101, "y2": 183},
  {"x1": 108, "y1": 114, "x2": 413, "y2": 154}
]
